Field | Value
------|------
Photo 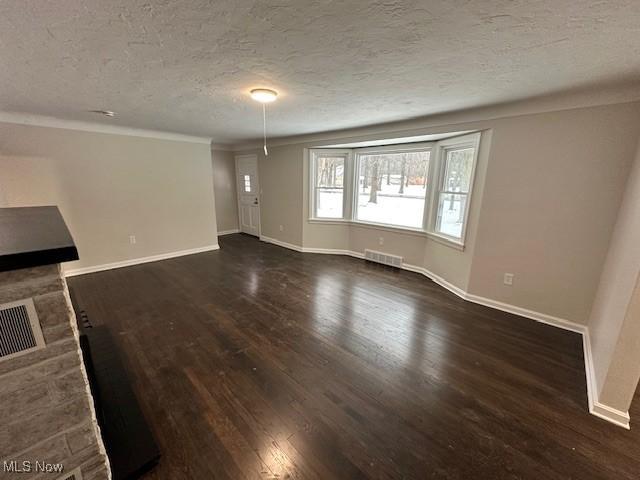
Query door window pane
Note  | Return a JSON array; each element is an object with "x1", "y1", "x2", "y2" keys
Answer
[
  {"x1": 315, "y1": 156, "x2": 344, "y2": 218},
  {"x1": 355, "y1": 151, "x2": 430, "y2": 229},
  {"x1": 243, "y1": 174, "x2": 251, "y2": 192}
]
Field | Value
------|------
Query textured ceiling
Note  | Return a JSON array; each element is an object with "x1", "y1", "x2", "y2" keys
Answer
[{"x1": 1, "y1": 0, "x2": 639, "y2": 143}]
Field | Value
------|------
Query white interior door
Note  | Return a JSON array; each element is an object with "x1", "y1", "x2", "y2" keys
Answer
[{"x1": 235, "y1": 154, "x2": 261, "y2": 237}]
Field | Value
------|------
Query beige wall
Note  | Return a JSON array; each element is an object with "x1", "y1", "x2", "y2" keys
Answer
[
  {"x1": 257, "y1": 145, "x2": 304, "y2": 245},
  {"x1": 242, "y1": 101, "x2": 640, "y2": 326},
  {"x1": 425, "y1": 130, "x2": 492, "y2": 291},
  {"x1": 598, "y1": 276, "x2": 640, "y2": 412},
  {"x1": 588, "y1": 137, "x2": 640, "y2": 412},
  {"x1": 211, "y1": 149, "x2": 239, "y2": 233},
  {"x1": 0, "y1": 123, "x2": 218, "y2": 272},
  {"x1": 467, "y1": 104, "x2": 640, "y2": 322}
]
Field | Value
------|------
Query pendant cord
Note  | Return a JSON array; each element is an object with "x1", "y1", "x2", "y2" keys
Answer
[{"x1": 262, "y1": 103, "x2": 268, "y2": 156}]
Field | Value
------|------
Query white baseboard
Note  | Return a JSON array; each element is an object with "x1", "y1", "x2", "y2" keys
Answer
[
  {"x1": 302, "y1": 246, "x2": 365, "y2": 258},
  {"x1": 464, "y1": 293, "x2": 586, "y2": 334},
  {"x1": 590, "y1": 400, "x2": 631, "y2": 429},
  {"x1": 64, "y1": 244, "x2": 220, "y2": 277},
  {"x1": 262, "y1": 236, "x2": 367, "y2": 258},
  {"x1": 218, "y1": 229, "x2": 240, "y2": 236},
  {"x1": 582, "y1": 330, "x2": 630, "y2": 429},
  {"x1": 258, "y1": 235, "x2": 630, "y2": 429},
  {"x1": 259, "y1": 235, "x2": 305, "y2": 252},
  {"x1": 402, "y1": 263, "x2": 469, "y2": 300}
]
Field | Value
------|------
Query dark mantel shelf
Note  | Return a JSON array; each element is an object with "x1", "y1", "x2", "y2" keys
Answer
[{"x1": 0, "y1": 206, "x2": 79, "y2": 272}]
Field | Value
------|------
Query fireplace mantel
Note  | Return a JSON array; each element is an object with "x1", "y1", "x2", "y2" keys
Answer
[{"x1": 0, "y1": 206, "x2": 79, "y2": 272}]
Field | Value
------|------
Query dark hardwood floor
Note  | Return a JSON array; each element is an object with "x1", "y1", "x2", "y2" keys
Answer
[{"x1": 68, "y1": 233, "x2": 640, "y2": 480}]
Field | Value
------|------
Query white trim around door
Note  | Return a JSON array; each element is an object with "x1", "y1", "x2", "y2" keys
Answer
[{"x1": 235, "y1": 154, "x2": 261, "y2": 237}]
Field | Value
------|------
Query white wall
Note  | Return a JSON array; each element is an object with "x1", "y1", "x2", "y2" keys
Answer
[
  {"x1": 211, "y1": 149, "x2": 239, "y2": 233},
  {"x1": 0, "y1": 122, "x2": 218, "y2": 272}
]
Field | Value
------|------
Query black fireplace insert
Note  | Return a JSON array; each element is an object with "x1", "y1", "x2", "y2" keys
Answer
[{"x1": 70, "y1": 288, "x2": 161, "y2": 480}]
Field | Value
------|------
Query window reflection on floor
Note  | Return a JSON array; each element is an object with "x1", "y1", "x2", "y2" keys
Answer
[{"x1": 311, "y1": 268, "x2": 447, "y2": 374}]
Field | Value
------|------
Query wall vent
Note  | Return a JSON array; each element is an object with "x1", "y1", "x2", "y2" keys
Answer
[
  {"x1": 0, "y1": 298, "x2": 45, "y2": 360},
  {"x1": 57, "y1": 467, "x2": 83, "y2": 480},
  {"x1": 364, "y1": 249, "x2": 403, "y2": 268}
]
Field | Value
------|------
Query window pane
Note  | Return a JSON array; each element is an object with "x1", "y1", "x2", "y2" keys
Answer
[
  {"x1": 355, "y1": 151, "x2": 430, "y2": 229},
  {"x1": 243, "y1": 174, "x2": 251, "y2": 192},
  {"x1": 317, "y1": 189, "x2": 343, "y2": 218},
  {"x1": 443, "y1": 148, "x2": 474, "y2": 193},
  {"x1": 315, "y1": 156, "x2": 344, "y2": 218},
  {"x1": 436, "y1": 193, "x2": 467, "y2": 238}
]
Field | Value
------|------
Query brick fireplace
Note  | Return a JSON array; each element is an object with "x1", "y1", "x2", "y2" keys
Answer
[{"x1": 0, "y1": 207, "x2": 110, "y2": 480}]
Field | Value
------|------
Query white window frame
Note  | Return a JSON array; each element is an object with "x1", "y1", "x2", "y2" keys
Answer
[
  {"x1": 429, "y1": 134, "x2": 480, "y2": 244},
  {"x1": 243, "y1": 174, "x2": 252, "y2": 193},
  {"x1": 308, "y1": 132, "x2": 481, "y2": 249},
  {"x1": 309, "y1": 149, "x2": 352, "y2": 221},
  {"x1": 352, "y1": 142, "x2": 434, "y2": 232}
]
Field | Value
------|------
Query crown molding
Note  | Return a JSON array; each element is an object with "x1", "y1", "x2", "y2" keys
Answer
[
  {"x1": 210, "y1": 143, "x2": 234, "y2": 151},
  {"x1": 230, "y1": 82, "x2": 640, "y2": 152},
  {"x1": 0, "y1": 112, "x2": 212, "y2": 145},
  {"x1": 4, "y1": 82, "x2": 639, "y2": 151}
]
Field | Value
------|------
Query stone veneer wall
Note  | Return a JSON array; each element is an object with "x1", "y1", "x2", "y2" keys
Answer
[{"x1": 0, "y1": 264, "x2": 110, "y2": 479}]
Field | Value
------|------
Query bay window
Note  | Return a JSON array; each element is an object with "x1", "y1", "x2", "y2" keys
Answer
[
  {"x1": 311, "y1": 151, "x2": 349, "y2": 219},
  {"x1": 355, "y1": 149, "x2": 431, "y2": 229},
  {"x1": 309, "y1": 132, "x2": 480, "y2": 246},
  {"x1": 435, "y1": 146, "x2": 475, "y2": 239}
]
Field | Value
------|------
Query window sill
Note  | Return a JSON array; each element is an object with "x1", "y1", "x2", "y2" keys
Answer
[
  {"x1": 308, "y1": 218, "x2": 350, "y2": 225},
  {"x1": 424, "y1": 231, "x2": 465, "y2": 251},
  {"x1": 350, "y1": 220, "x2": 428, "y2": 237},
  {"x1": 307, "y1": 218, "x2": 465, "y2": 250}
]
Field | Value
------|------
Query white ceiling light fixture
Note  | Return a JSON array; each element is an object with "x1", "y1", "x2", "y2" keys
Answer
[
  {"x1": 250, "y1": 88, "x2": 278, "y2": 103},
  {"x1": 250, "y1": 88, "x2": 278, "y2": 156}
]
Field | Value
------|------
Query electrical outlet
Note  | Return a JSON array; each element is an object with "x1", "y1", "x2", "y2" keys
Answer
[
  {"x1": 129, "y1": 235, "x2": 136, "y2": 245},
  {"x1": 379, "y1": 237, "x2": 384, "y2": 246},
  {"x1": 279, "y1": 224, "x2": 284, "y2": 232},
  {"x1": 503, "y1": 273, "x2": 514, "y2": 286}
]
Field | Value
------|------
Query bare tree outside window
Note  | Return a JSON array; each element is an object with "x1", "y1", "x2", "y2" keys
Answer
[
  {"x1": 315, "y1": 155, "x2": 345, "y2": 218},
  {"x1": 435, "y1": 148, "x2": 474, "y2": 238},
  {"x1": 356, "y1": 150, "x2": 431, "y2": 228},
  {"x1": 311, "y1": 133, "x2": 479, "y2": 242}
]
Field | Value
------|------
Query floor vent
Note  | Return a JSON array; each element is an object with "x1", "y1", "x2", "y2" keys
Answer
[
  {"x1": 0, "y1": 298, "x2": 45, "y2": 360},
  {"x1": 364, "y1": 249, "x2": 403, "y2": 268}
]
